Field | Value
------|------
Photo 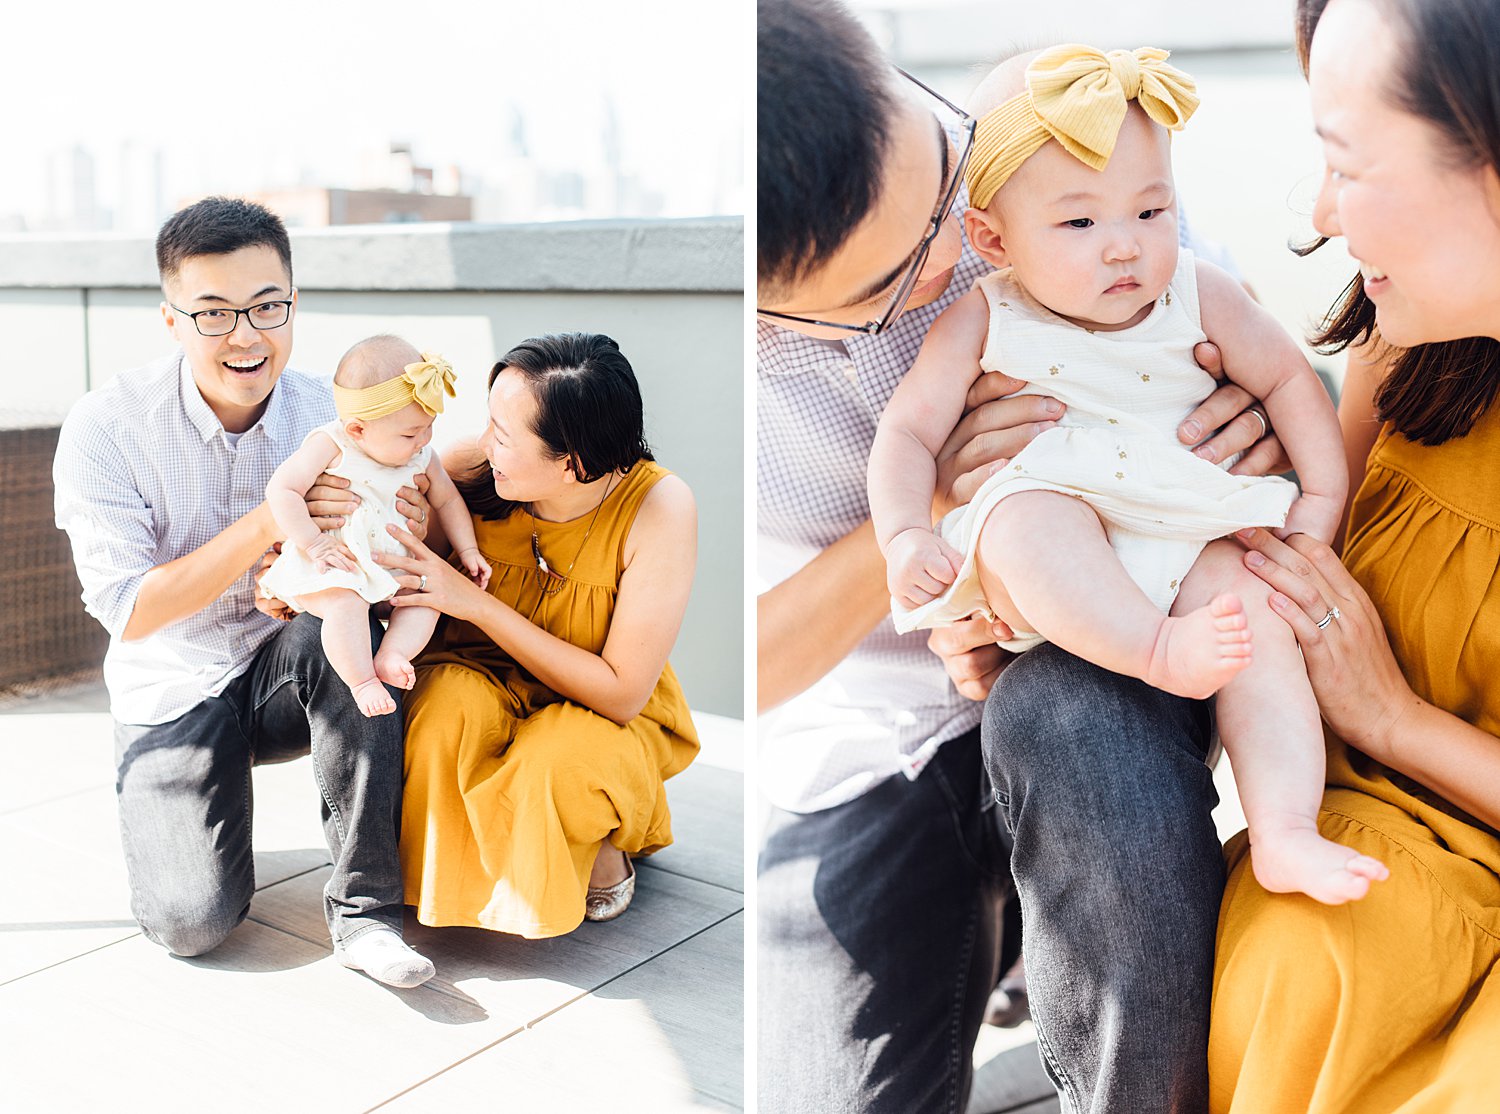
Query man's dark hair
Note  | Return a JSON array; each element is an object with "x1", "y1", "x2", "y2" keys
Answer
[
  {"x1": 456, "y1": 333, "x2": 655, "y2": 521},
  {"x1": 155, "y1": 196, "x2": 293, "y2": 287},
  {"x1": 1296, "y1": 0, "x2": 1500, "y2": 445},
  {"x1": 758, "y1": 0, "x2": 895, "y2": 302}
]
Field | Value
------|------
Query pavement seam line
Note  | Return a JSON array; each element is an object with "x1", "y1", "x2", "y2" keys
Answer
[{"x1": 356, "y1": 908, "x2": 744, "y2": 1112}]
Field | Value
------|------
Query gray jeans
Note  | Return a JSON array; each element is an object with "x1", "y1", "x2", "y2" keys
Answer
[
  {"x1": 112, "y1": 613, "x2": 405, "y2": 956},
  {"x1": 983, "y1": 644, "x2": 1222, "y2": 1114},
  {"x1": 758, "y1": 729, "x2": 1012, "y2": 1114}
]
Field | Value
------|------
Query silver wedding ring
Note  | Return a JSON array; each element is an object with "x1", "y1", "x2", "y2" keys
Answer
[
  {"x1": 418, "y1": 574, "x2": 428, "y2": 591},
  {"x1": 1246, "y1": 407, "x2": 1269, "y2": 441},
  {"x1": 1316, "y1": 605, "x2": 1341, "y2": 629},
  {"x1": 417, "y1": 508, "x2": 427, "y2": 524}
]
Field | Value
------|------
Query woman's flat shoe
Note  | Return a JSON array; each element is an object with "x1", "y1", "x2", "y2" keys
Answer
[{"x1": 585, "y1": 855, "x2": 636, "y2": 922}]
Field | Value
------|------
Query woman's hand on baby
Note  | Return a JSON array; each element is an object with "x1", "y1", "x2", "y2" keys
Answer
[
  {"x1": 376, "y1": 523, "x2": 485, "y2": 620},
  {"x1": 305, "y1": 472, "x2": 359, "y2": 530},
  {"x1": 456, "y1": 547, "x2": 492, "y2": 591},
  {"x1": 1235, "y1": 527, "x2": 1418, "y2": 765},
  {"x1": 885, "y1": 527, "x2": 963, "y2": 610},
  {"x1": 934, "y1": 371, "x2": 1064, "y2": 516},
  {"x1": 1176, "y1": 342, "x2": 1291, "y2": 476}
]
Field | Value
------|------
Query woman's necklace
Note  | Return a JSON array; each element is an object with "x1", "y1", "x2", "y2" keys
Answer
[{"x1": 526, "y1": 473, "x2": 617, "y2": 596}]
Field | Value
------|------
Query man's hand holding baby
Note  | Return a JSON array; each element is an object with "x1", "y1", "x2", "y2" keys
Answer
[{"x1": 306, "y1": 471, "x2": 432, "y2": 542}]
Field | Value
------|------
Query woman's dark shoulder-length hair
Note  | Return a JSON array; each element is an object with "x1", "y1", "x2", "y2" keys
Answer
[
  {"x1": 1297, "y1": 0, "x2": 1500, "y2": 445},
  {"x1": 456, "y1": 332, "x2": 654, "y2": 521}
]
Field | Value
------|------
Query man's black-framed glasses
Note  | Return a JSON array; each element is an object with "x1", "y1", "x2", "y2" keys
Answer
[
  {"x1": 169, "y1": 298, "x2": 294, "y2": 337},
  {"x1": 758, "y1": 69, "x2": 977, "y2": 336}
]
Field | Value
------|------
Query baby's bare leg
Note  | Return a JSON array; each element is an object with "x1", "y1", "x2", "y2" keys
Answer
[
  {"x1": 1176, "y1": 542, "x2": 1388, "y2": 904},
  {"x1": 296, "y1": 587, "x2": 396, "y2": 717},
  {"x1": 373, "y1": 605, "x2": 440, "y2": 691},
  {"x1": 976, "y1": 491, "x2": 1251, "y2": 698}
]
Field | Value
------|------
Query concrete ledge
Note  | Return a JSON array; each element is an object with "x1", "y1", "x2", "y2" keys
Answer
[{"x1": 0, "y1": 217, "x2": 743, "y2": 294}]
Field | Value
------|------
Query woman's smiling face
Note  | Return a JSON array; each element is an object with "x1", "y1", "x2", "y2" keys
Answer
[
  {"x1": 1308, "y1": 0, "x2": 1500, "y2": 345},
  {"x1": 479, "y1": 368, "x2": 570, "y2": 499}
]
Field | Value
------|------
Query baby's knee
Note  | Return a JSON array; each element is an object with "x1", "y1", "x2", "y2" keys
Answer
[
  {"x1": 981, "y1": 489, "x2": 1096, "y2": 544},
  {"x1": 1185, "y1": 540, "x2": 1271, "y2": 603}
]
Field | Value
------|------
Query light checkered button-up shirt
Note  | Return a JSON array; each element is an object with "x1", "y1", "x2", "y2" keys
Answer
[
  {"x1": 759, "y1": 189, "x2": 1210, "y2": 814},
  {"x1": 54, "y1": 351, "x2": 333, "y2": 725}
]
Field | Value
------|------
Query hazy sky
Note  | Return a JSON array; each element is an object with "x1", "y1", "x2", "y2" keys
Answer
[{"x1": 4, "y1": 0, "x2": 747, "y2": 221}]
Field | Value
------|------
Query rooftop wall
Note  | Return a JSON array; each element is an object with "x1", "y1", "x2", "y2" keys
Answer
[{"x1": 0, "y1": 217, "x2": 745, "y2": 717}]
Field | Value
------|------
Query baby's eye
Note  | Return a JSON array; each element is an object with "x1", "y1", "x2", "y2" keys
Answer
[
  {"x1": 1138, "y1": 208, "x2": 1163, "y2": 220},
  {"x1": 1064, "y1": 218, "x2": 1093, "y2": 229}
]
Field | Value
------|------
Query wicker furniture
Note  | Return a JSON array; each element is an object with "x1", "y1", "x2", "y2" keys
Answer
[{"x1": 1, "y1": 412, "x2": 109, "y2": 687}]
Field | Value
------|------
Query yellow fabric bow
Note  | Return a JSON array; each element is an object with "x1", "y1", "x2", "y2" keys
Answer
[
  {"x1": 401, "y1": 354, "x2": 457, "y2": 417},
  {"x1": 333, "y1": 352, "x2": 457, "y2": 422},
  {"x1": 966, "y1": 45, "x2": 1199, "y2": 210}
]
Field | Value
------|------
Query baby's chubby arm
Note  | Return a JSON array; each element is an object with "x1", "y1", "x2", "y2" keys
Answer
[
  {"x1": 1195, "y1": 260, "x2": 1348, "y2": 543},
  {"x1": 868, "y1": 289, "x2": 990, "y2": 606},
  {"x1": 424, "y1": 456, "x2": 491, "y2": 590},
  {"x1": 265, "y1": 432, "x2": 358, "y2": 571}
]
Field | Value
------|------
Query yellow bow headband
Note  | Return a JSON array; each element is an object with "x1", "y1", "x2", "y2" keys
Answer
[
  {"x1": 965, "y1": 44, "x2": 1199, "y2": 211},
  {"x1": 333, "y1": 353, "x2": 456, "y2": 423}
]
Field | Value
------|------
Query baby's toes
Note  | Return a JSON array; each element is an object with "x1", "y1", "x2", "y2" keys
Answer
[
  {"x1": 1346, "y1": 855, "x2": 1390, "y2": 882},
  {"x1": 1210, "y1": 593, "x2": 1247, "y2": 630}
]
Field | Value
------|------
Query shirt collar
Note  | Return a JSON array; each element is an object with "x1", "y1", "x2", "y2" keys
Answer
[
  {"x1": 176, "y1": 349, "x2": 294, "y2": 446},
  {"x1": 177, "y1": 351, "x2": 224, "y2": 444}
]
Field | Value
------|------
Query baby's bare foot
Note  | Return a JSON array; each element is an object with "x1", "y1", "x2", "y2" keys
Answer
[
  {"x1": 350, "y1": 677, "x2": 396, "y2": 717},
  {"x1": 1144, "y1": 594, "x2": 1252, "y2": 699},
  {"x1": 1250, "y1": 825, "x2": 1389, "y2": 905},
  {"x1": 373, "y1": 650, "x2": 416, "y2": 692}
]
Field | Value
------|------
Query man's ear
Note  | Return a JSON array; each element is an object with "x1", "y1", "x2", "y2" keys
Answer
[
  {"x1": 964, "y1": 207, "x2": 1011, "y2": 270},
  {"x1": 160, "y1": 299, "x2": 178, "y2": 335}
]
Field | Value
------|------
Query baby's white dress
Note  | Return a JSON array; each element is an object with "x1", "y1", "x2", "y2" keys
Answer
[
  {"x1": 895, "y1": 250, "x2": 1297, "y2": 651},
  {"x1": 260, "y1": 420, "x2": 429, "y2": 609}
]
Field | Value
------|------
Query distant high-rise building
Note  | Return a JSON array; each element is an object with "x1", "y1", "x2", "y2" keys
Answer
[
  {"x1": 115, "y1": 142, "x2": 167, "y2": 234},
  {"x1": 45, "y1": 146, "x2": 103, "y2": 233}
]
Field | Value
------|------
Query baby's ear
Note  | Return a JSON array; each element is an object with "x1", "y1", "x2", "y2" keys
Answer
[
  {"x1": 964, "y1": 207, "x2": 1010, "y2": 270},
  {"x1": 343, "y1": 419, "x2": 365, "y2": 440}
]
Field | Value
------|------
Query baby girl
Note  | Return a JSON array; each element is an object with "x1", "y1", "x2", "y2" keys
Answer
[
  {"x1": 869, "y1": 45, "x2": 1388, "y2": 903},
  {"x1": 261, "y1": 335, "x2": 489, "y2": 716}
]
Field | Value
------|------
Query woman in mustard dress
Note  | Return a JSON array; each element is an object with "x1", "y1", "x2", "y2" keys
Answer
[
  {"x1": 375, "y1": 333, "x2": 699, "y2": 938},
  {"x1": 1208, "y1": 0, "x2": 1500, "y2": 1109}
]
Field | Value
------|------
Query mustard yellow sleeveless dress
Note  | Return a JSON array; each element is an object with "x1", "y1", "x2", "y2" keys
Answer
[
  {"x1": 1208, "y1": 404, "x2": 1500, "y2": 1113},
  {"x1": 399, "y1": 460, "x2": 700, "y2": 938}
]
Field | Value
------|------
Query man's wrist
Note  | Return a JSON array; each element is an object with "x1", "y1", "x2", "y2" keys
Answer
[{"x1": 254, "y1": 502, "x2": 284, "y2": 550}]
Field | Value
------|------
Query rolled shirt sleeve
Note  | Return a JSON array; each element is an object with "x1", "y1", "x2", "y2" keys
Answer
[
  {"x1": 54, "y1": 400, "x2": 157, "y2": 639},
  {"x1": 50, "y1": 352, "x2": 333, "y2": 725}
]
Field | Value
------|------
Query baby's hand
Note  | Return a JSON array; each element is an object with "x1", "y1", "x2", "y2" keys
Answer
[
  {"x1": 885, "y1": 527, "x2": 963, "y2": 610},
  {"x1": 306, "y1": 534, "x2": 358, "y2": 573},
  {"x1": 457, "y1": 547, "x2": 492, "y2": 591},
  {"x1": 1280, "y1": 493, "x2": 1342, "y2": 546}
]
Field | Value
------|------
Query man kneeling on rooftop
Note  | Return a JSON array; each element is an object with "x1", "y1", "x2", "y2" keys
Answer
[{"x1": 54, "y1": 196, "x2": 435, "y2": 988}]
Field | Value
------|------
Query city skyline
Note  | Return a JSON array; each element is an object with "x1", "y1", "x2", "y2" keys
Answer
[{"x1": 5, "y1": 0, "x2": 745, "y2": 233}]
